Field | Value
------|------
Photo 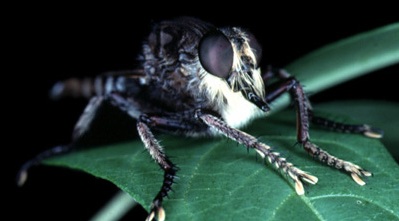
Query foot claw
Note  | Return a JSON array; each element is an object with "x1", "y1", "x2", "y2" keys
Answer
[
  {"x1": 288, "y1": 167, "x2": 318, "y2": 195},
  {"x1": 146, "y1": 211, "x2": 155, "y2": 221},
  {"x1": 294, "y1": 173, "x2": 318, "y2": 195},
  {"x1": 361, "y1": 170, "x2": 372, "y2": 177},
  {"x1": 344, "y1": 162, "x2": 372, "y2": 186},
  {"x1": 146, "y1": 206, "x2": 165, "y2": 221},
  {"x1": 301, "y1": 173, "x2": 319, "y2": 185},
  {"x1": 351, "y1": 173, "x2": 366, "y2": 186},
  {"x1": 16, "y1": 170, "x2": 28, "y2": 187},
  {"x1": 294, "y1": 178, "x2": 305, "y2": 195},
  {"x1": 362, "y1": 125, "x2": 384, "y2": 139},
  {"x1": 350, "y1": 168, "x2": 372, "y2": 186}
]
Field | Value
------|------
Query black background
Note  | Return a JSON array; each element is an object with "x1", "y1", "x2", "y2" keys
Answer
[{"x1": 9, "y1": 4, "x2": 398, "y2": 221}]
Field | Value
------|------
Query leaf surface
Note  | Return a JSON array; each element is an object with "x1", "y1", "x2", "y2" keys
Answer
[{"x1": 46, "y1": 102, "x2": 399, "y2": 220}]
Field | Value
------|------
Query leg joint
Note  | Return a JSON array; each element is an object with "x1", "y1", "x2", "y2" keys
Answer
[{"x1": 139, "y1": 114, "x2": 152, "y2": 124}]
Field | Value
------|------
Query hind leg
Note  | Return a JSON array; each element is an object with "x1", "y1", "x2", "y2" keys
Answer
[{"x1": 16, "y1": 96, "x2": 105, "y2": 186}]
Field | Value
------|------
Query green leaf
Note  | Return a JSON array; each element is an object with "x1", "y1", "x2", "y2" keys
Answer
[
  {"x1": 270, "y1": 22, "x2": 399, "y2": 113},
  {"x1": 47, "y1": 103, "x2": 399, "y2": 220},
  {"x1": 42, "y1": 22, "x2": 399, "y2": 220}
]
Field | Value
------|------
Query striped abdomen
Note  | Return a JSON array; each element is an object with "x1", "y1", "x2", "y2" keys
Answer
[{"x1": 49, "y1": 72, "x2": 143, "y2": 100}]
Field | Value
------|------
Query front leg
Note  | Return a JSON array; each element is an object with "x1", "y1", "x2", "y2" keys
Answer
[
  {"x1": 137, "y1": 121, "x2": 177, "y2": 221},
  {"x1": 195, "y1": 110, "x2": 318, "y2": 195},
  {"x1": 108, "y1": 94, "x2": 184, "y2": 221},
  {"x1": 289, "y1": 78, "x2": 374, "y2": 185},
  {"x1": 262, "y1": 69, "x2": 381, "y2": 185}
]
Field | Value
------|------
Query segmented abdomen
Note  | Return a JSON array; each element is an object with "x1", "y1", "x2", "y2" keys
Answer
[{"x1": 50, "y1": 73, "x2": 142, "y2": 100}]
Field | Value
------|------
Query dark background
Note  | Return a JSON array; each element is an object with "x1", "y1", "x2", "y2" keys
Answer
[{"x1": 9, "y1": 5, "x2": 398, "y2": 221}]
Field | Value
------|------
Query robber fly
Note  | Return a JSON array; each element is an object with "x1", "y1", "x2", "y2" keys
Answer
[{"x1": 17, "y1": 17, "x2": 383, "y2": 221}]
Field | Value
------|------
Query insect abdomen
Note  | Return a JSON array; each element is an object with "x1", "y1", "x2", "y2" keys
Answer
[{"x1": 50, "y1": 74, "x2": 142, "y2": 100}]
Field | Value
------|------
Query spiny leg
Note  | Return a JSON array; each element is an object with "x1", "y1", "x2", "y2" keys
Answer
[
  {"x1": 294, "y1": 84, "x2": 372, "y2": 185},
  {"x1": 262, "y1": 68, "x2": 383, "y2": 139},
  {"x1": 309, "y1": 112, "x2": 383, "y2": 139},
  {"x1": 108, "y1": 95, "x2": 207, "y2": 221},
  {"x1": 196, "y1": 110, "x2": 318, "y2": 195},
  {"x1": 137, "y1": 121, "x2": 178, "y2": 221},
  {"x1": 262, "y1": 69, "x2": 381, "y2": 185}
]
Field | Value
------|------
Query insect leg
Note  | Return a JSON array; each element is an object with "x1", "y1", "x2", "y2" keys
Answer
[
  {"x1": 107, "y1": 94, "x2": 183, "y2": 221},
  {"x1": 16, "y1": 145, "x2": 71, "y2": 186},
  {"x1": 196, "y1": 110, "x2": 318, "y2": 195},
  {"x1": 263, "y1": 70, "x2": 373, "y2": 185},
  {"x1": 137, "y1": 121, "x2": 178, "y2": 221},
  {"x1": 309, "y1": 112, "x2": 383, "y2": 138},
  {"x1": 262, "y1": 68, "x2": 383, "y2": 138},
  {"x1": 72, "y1": 96, "x2": 105, "y2": 140},
  {"x1": 16, "y1": 96, "x2": 106, "y2": 186}
]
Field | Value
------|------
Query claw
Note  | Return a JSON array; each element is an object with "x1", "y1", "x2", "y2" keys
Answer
[
  {"x1": 350, "y1": 169, "x2": 372, "y2": 186},
  {"x1": 301, "y1": 173, "x2": 319, "y2": 185},
  {"x1": 288, "y1": 167, "x2": 318, "y2": 195},
  {"x1": 17, "y1": 161, "x2": 33, "y2": 187},
  {"x1": 294, "y1": 173, "x2": 318, "y2": 195},
  {"x1": 361, "y1": 170, "x2": 372, "y2": 177},
  {"x1": 351, "y1": 173, "x2": 366, "y2": 186},
  {"x1": 344, "y1": 162, "x2": 372, "y2": 186},
  {"x1": 294, "y1": 178, "x2": 305, "y2": 195},
  {"x1": 146, "y1": 211, "x2": 155, "y2": 221},
  {"x1": 158, "y1": 207, "x2": 165, "y2": 221},
  {"x1": 362, "y1": 125, "x2": 384, "y2": 139},
  {"x1": 146, "y1": 206, "x2": 165, "y2": 221},
  {"x1": 16, "y1": 169, "x2": 28, "y2": 187}
]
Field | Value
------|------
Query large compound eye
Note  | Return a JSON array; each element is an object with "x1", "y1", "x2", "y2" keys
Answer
[
  {"x1": 199, "y1": 30, "x2": 233, "y2": 79},
  {"x1": 246, "y1": 32, "x2": 262, "y2": 67}
]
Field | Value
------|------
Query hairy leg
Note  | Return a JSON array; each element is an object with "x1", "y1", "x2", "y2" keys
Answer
[
  {"x1": 262, "y1": 69, "x2": 383, "y2": 185},
  {"x1": 136, "y1": 121, "x2": 178, "y2": 221},
  {"x1": 262, "y1": 68, "x2": 383, "y2": 138},
  {"x1": 196, "y1": 110, "x2": 318, "y2": 195},
  {"x1": 309, "y1": 112, "x2": 383, "y2": 138}
]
